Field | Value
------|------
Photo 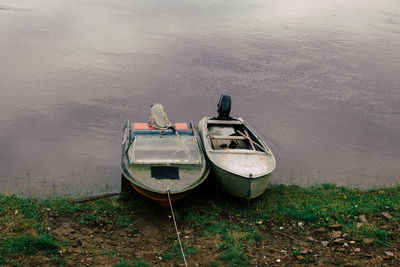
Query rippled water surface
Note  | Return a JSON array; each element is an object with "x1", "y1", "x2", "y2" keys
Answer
[{"x1": 1, "y1": 0, "x2": 399, "y2": 196}]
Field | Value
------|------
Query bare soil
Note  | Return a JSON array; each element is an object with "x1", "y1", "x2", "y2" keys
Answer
[{"x1": 5, "y1": 212, "x2": 399, "y2": 266}]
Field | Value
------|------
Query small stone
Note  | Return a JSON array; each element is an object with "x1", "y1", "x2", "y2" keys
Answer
[
  {"x1": 384, "y1": 251, "x2": 394, "y2": 257},
  {"x1": 298, "y1": 221, "x2": 304, "y2": 227},
  {"x1": 329, "y1": 224, "x2": 342, "y2": 230},
  {"x1": 359, "y1": 215, "x2": 368, "y2": 224},
  {"x1": 294, "y1": 239, "x2": 307, "y2": 247},
  {"x1": 279, "y1": 226, "x2": 284, "y2": 230},
  {"x1": 15, "y1": 210, "x2": 18, "y2": 215},
  {"x1": 276, "y1": 259, "x2": 281, "y2": 263},
  {"x1": 343, "y1": 242, "x2": 349, "y2": 247},
  {"x1": 321, "y1": 241, "x2": 329, "y2": 247},
  {"x1": 330, "y1": 231, "x2": 342, "y2": 239},
  {"x1": 354, "y1": 248, "x2": 361, "y2": 252},
  {"x1": 350, "y1": 240, "x2": 356, "y2": 244},
  {"x1": 362, "y1": 238, "x2": 375, "y2": 245},
  {"x1": 306, "y1": 237, "x2": 314, "y2": 242},
  {"x1": 257, "y1": 220, "x2": 263, "y2": 225},
  {"x1": 333, "y1": 238, "x2": 345, "y2": 244},
  {"x1": 381, "y1": 212, "x2": 392, "y2": 220},
  {"x1": 72, "y1": 240, "x2": 82, "y2": 247},
  {"x1": 46, "y1": 227, "x2": 51, "y2": 231}
]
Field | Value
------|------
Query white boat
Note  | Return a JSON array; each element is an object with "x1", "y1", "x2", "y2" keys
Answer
[{"x1": 198, "y1": 95, "x2": 276, "y2": 200}]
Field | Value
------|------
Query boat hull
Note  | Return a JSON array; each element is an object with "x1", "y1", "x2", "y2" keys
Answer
[
  {"x1": 122, "y1": 175, "x2": 192, "y2": 208},
  {"x1": 121, "y1": 165, "x2": 209, "y2": 208},
  {"x1": 210, "y1": 163, "x2": 272, "y2": 200}
]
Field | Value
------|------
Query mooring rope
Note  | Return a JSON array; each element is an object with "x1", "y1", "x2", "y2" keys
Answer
[{"x1": 166, "y1": 188, "x2": 188, "y2": 267}]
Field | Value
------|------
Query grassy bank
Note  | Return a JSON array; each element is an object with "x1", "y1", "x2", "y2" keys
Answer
[{"x1": 0, "y1": 184, "x2": 399, "y2": 266}]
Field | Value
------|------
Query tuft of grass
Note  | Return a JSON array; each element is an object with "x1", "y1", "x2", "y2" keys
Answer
[
  {"x1": 0, "y1": 234, "x2": 59, "y2": 256},
  {"x1": 79, "y1": 213, "x2": 101, "y2": 224},
  {"x1": 158, "y1": 241, "x2": 197, "y2": 261},
  {"x1": 115, "y1": 216, "x2": 137, "y2": 229},
  {"x1": 116, "y1": 258, "x2": 149, "y2": 267},
  {"x1": 291, "y1": 248, "x2": 301, "y2": 256},
  {"x1": 208, "y1": 261, "x2": 221, "y2": 266}
]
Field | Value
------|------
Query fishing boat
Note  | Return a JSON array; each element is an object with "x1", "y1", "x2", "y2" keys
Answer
[
  {"x1": 198, "y1": 95, "x2": 276, "y2": 200},
  {"x1": 121, "y1": 104, "x2": 209, "y2": 208}
]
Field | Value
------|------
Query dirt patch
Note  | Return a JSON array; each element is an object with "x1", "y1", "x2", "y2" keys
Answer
[
  {"x1": 1, "y1": 185, "x2": 399, "y2": 266},
  {"x1": 13, "y1": 216, "x2": 392, "y2": 266}
]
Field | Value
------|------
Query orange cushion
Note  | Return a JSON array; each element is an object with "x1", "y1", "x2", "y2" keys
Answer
[
  {"x1": 174, "y1": 123, "x2": 188, "y2": 130},
  {"x1": 133, "y1": 123, "x2": 155, "y2": 130},
  {"x1": 133, "y1": 122, "x2": 188, "y2": 130}
]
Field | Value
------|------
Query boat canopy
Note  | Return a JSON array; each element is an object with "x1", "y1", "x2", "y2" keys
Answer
[{"x1": 129, "y1": 135, "x2": 201, "y2": 164}]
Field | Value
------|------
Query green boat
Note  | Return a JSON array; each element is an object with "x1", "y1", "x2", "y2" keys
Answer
[{"x1": 121, "y1": 104, "x2": 209, "y2": 208}]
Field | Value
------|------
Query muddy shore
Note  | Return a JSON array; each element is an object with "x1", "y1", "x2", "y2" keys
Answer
[{"x1": 0, "y1": 183, "x2": 399, "y2": 266}]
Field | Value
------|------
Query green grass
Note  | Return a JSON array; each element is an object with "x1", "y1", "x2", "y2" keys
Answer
[
  {"x1": 176, "y1": 183, "x2": 399, "y2": 264},
  {"x1": 116, "y1": 258, "x2": 150, "y2": 267},
  {"x1": 0, "y1": 184, "x2": 399, "y2": 265},
  {"x1": 158, "y1": 241, "x2": 197, "y2": 261},
  {"x1": 0, "y1": 192, "x2": 140, "y2": 264},
  {"x1": 0, "y1": 234, "x2": 59, "y2": 256},
  {"x1": 79, "y1": 213, "x2": 101, "y2": 224}
]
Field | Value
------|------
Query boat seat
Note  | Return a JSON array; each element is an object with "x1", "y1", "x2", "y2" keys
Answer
[
  {"x1": 207, "y1": 120, "x2": 242, "y2": 125},
  {"x1": 209, "y1": 135, "x2": 246, "y2": 140}
]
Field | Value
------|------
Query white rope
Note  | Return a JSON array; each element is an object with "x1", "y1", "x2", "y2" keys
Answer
[{"x1": 166, "y1": 188, "x2": 188, "y2": 267}]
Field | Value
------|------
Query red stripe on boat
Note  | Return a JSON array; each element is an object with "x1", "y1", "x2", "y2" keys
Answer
[{"x1": 133, "y1": 122, "x2": 188, "y2": 130}]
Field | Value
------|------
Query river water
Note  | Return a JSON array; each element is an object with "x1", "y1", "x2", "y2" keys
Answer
[{"x1": 1, "y1": 0, "x2": 399, "y2": 197}]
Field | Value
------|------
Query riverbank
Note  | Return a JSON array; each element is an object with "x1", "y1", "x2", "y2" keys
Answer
[{"x1": 0, "y1": 183, "x2": 399, "y2": 266}]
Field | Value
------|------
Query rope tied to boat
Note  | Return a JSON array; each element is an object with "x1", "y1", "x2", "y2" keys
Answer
[{"x1": 166, "y1": 188, "x2": 188, "y2": 267}]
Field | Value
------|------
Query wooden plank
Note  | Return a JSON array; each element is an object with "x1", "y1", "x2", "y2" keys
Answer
[
  {"x1": 244, "y1": 129, "x2": 255, "y2": 150},
  {"x1": 69, "y1": 193, "x2": 122, "y2": 203},
  {"x1": 209, "y1": 135, "x2": 246, "y2": 140},
  {"x1": 207, "y1": 120, "x2": 242, "y2": 125},
  {"x1": 236, "y1": 130, "x2": 271, "y2": 155}
]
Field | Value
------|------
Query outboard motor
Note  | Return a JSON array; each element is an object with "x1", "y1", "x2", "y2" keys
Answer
[{"x1": 217, "y1": 95, "x2": 231, "y2": 119}]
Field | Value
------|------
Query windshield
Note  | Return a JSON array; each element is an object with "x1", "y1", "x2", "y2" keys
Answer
[{"x1": 128, "y1": 135, "x2": 201, "y2": 164}]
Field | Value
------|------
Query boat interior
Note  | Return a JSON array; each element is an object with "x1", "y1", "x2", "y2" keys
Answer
[
  {"x1": 207, "y1": 119, "x2": 266, "y2": 152},
  {"x1": 127, "y1": 122, "x2": 202, "y2": 166}
]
